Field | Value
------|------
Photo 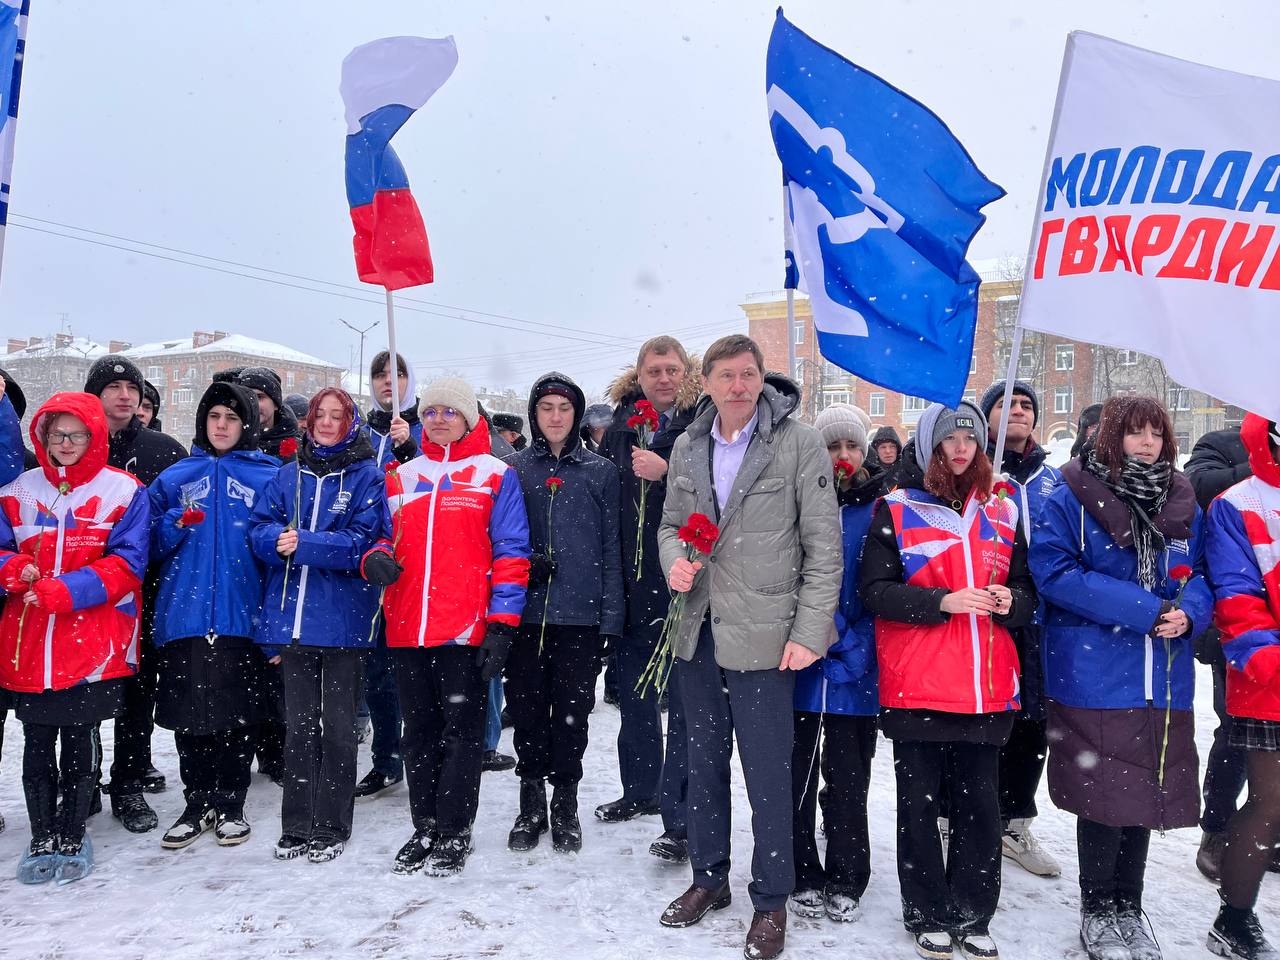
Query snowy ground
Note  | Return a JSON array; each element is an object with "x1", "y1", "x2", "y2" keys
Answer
[{"x1": 0, "y1": 663, "x2": 1270, "y2": 960}]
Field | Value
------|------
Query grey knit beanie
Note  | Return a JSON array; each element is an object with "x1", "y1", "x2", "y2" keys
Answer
[
  {"x1": 814, "y1": 403, "x2": 869, "y2": 456},
  {"x1": 914, "y1": 401, "x2": 989, "y2": 472},
  {"x1": 419, "y1": 377, "x2": 479, "y2": 429}
]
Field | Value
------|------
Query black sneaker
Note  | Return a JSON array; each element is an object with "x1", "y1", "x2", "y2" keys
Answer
[
  {"x1": 425, "y1": 832, "x2": 472, "y2": 876},
  {"x1": 649, "y1": 831, "x2": 689, "y2": 863},
  {"x1": 140, "y1": 765, "x2": 166, "y2": 794},
  {"x1": 307, "y1": 836, "x2": 345, "y2": 863},
  {"x1": 111, "y1": 791, "x2": 159, "y2": 833},
  {"x1": 215, "y1": 812, "x2": 252, "y2": 846},
  {"x1": 273, "y1": 834, "x2": 308, "y2": 860},
  {"x1": 481, "y1": 750, "x2": 516, "y2": 773},
  {"x1": 1209, "y1": 900, "x2": 1277, "y2": 959},
  {"x1": 354, "y1": 769, "x2": 404, "y2": 800},
  {"x1": 161, "y1": 805, "x2": 216, "y2": 849},
  {"x1": 392, "y1": 827, "x2": 436, "y2": 876},
  {"x1": 594, "y1": 796, "x2": 661, "y2": 822}
]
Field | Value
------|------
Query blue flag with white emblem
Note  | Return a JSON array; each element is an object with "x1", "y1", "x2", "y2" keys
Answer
[
  {"x1": 0, "y1": 1, "x2": 28, "y2": 236},
  {"x1": 767, "y1": 9, "x2": 1004, "y2": 407}
]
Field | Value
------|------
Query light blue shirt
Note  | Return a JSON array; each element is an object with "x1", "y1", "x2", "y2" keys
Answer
[{"x1": 710, "y1": 409, "x2": 759, "y2": 511}]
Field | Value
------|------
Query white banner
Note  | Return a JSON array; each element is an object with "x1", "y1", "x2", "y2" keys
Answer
[{"x1": 1019, "y1": 32, "x2": 1280, "y2": 421}]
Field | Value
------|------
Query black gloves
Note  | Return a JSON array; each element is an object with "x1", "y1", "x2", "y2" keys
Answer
[
  {"x1": 363, "y1": 551, "x2": 403, "y2": 586},
  {"x1": 601, "y1": 634, "x2": 620, "y2": 659},
  {"x1": 476, "y1": 622, "x2": 517, "y2": 681},
  {"x1": 527, "y1": 553, "x2": 558, "y2": 590}
]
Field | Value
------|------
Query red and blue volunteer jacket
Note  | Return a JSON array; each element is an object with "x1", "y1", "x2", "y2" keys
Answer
[
  {"x1": 1206, "y1": 413, "x2": 1280, "y2": 722},
  {"x1": 379, "y1": 418, "x2": 530, "y2": 648},
  {"x1": 0, "y1": 393, "x2": 149, "y2": 693},
  {"x1": 871, "y1": 486, "x2": 1023, "y2": 714}
]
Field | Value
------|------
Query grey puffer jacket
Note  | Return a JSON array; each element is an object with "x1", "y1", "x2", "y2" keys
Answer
[{"x1": 658, "y1": 375, "x2": 841, "y2": 670}]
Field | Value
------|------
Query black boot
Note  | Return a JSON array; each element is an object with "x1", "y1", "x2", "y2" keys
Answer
[
  {"x1": 1209, "y1": 891, "x2": 1276, "y2": 959},
  {"x1": 508, "y1": 778, "x2": 548, "y2": 852},
  {"x1": 57, "y1": 774, "x2": 98, "y2": 848},
  {"x1": 110, "y1": 783, "x2": 159, "y2": 833},
  {"x1": 550, "y1": 782, "x2": 582, "y2": 853},
  {"x1": 22, "y1": 772, "x2": 59, "y2": 848}
]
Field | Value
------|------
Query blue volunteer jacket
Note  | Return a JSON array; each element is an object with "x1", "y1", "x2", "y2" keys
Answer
[
  {"x1": 249, "y1": 436, "x2": 390, "y2": 651},
  {"x1": 150, "y1": 447, "x2": 281, "y2": 645},
  {"x1": 1031, "y1": 461, "x2": 1211, "y2": 711},
  {"x1": 795, "y1": 498, "x2": 878, "y2": 717},
  {"x1": 0, "y1": 394, "x2": 22, "y2": 487}
]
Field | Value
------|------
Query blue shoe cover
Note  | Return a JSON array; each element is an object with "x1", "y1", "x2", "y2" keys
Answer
[
  {"x1": 54, "y1": 833, "x2": 93, "y2": 885},
  {"x1": 17, "y1": 839, "x2": 58, "y2": 884}
]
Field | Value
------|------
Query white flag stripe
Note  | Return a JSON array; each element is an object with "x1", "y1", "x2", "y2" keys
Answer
[{"x1": 339, "y1": 35, "x2": 458, "y2": 134}]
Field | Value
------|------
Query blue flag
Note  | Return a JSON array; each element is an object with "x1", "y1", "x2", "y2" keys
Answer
[
  {"x1": 767, "y1": 9, "x2": 1004, "y2": 407},
  {"x1": 0, "y1": 1, "x2": 28, "y2": 233}
]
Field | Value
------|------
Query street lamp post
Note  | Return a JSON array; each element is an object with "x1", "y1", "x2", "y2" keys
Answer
[{"x1": 338, "y1": 317, "x2": 379, "y2": 408}]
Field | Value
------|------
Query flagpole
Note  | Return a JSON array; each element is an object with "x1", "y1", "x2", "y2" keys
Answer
[
  {"x1": 0, "y1": 0, "x2": 32, "y2": 285},
  {"x1": 384, "y1": 287, "x2": 400, "y2": 409},
  {"x1": 783, "y1": 183, "x2": 797, "y2": 381},
  {"x1": 991, "y1": 32, "x2": 1077, "y2": 474}
]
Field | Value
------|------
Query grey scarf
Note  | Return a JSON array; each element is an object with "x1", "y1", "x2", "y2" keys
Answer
[{"x1": 1085, "y1": 451, "x2": 1172, "y2": 590}]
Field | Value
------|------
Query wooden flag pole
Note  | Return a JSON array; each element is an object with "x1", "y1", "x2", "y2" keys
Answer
[{"x1": 384, "y1": 287, "x2": 400, "y2": 408}]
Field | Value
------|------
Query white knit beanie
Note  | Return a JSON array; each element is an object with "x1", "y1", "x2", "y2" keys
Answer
[
  {"x1": 814, "y1": 403, "x2": 869, "y2": 456},
  {"x1": 419, "y1": 377, "x2": 479, "y2": 429}
]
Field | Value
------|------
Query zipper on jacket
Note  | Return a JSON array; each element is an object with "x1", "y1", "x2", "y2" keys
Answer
[
  {"x1": 291, "y1": 470, "x2": 329, "y2": 641},
  {"x1": 417, "y1": 446, "x2": 445, "y2": 646},
  {"x1": 958, "y1": 503, "x2": 984, "y2": 712},
  {"x1": 44, "y1": 501, "x2": 68, "y2": 690}
]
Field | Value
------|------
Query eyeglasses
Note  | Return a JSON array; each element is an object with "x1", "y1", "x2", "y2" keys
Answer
[
  {"x1": 50, "y1": 431, "x2": 91, "y2": 446},
  {"x1": 423, "y1": 407, "x2": 460, "y2": 422}
]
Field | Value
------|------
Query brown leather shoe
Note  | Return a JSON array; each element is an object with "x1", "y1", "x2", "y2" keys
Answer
[
  {"x1": 659, "y1": 882, "x2": 732, "y2": 928},
  {"x1": 744, "y1": 908, "x2": 786, "y2": 960}
]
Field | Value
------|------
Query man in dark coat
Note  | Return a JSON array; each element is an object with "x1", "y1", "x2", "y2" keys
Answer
[
  {"x1": 0, "y1": 367, "x2": 36, "y2": 470},
  {"x1": 493, "y1": 412, "x2": 527, "y2": 452},
  {"x1": 1069, "y1": 403, "x2": 1103, "y2": 459},
  {"x1": 140, "y1": 379, "x2": 163, "y2": 432},
  {"x1": 83, "y1": 354, "x2": 188, "y2": 833},
  {"x1": 1185, "y1": 426, "x2": 1254, "y2": 881},
  {"x1": 870, "y1": 425, "x2": 902, "y2": 468},
  {"x1": 237, "y1": 367, "x2": 300, "y2": 460},
  {"x1": 593, "y1": 335, "x2": 701, "y2": 864}
]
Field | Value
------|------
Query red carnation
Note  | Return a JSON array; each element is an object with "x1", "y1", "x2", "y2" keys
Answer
[
  {"x1": 626, "y1": 414, "x2": 644, "y2": 429},
  {"x1": 1169, "y1": 564, "x2": 1193, "y2": 582},
  {"x1": 992, "y1": 480, "x2": 1017, "y2": 500},
  {"x1": 279, "y1": 437, "x2": 298, "y2": 459},
  {"x1": 180, "y1": 508, "x2": 206, "y2": 527},
  {"x1": 546, "y1": 476, "x2": 564, "y2": 492},
  {"x1": 834, "y1": 461, "x2": 854, "y2": 481}
]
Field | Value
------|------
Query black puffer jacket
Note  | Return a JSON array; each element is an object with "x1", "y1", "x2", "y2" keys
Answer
[
  {"x1": 108, "y1": 415, "x2": 188, "y2": 485},
  {"x1": 258, "y1": 403, "x2": 301, "y2": 461},
  {"x1": 506, "y1": 373, "x2": 624, "y2": 637},
  {"x1": 1184, "y1": 428, "x2": 1250, "y2": 510},
  {"x1": 599, "y1": 363, "x2": 703, "y2": 631}
]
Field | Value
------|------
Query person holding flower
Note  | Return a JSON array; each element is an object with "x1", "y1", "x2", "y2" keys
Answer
[
  {"x1": 1031, "y1": 395, "x2": 1210, "y2": 960},
  {"x1": 375, "y1": 377, "x2": 530, "y2": 878},
  {"x1": 504, "y1": 373, "x2": 623, "y2": 854},
  {"x1": 149, "y1": 381, "x2": 280, "y2": 850},
  {"x1": 859, "y1": 400, "x2": 1036, "y2": 960},
  {"x1": 0, "y1": 392, "x2": 150, "y2": 884},
  {"x1": 1204, "y1": 412, "x2": 1280, "y2": 960},
  {"x1": 656, "y1": 335, "x2": 840, "y2": 960},
  {"x1": 249, "y1": 387, "x2": 388, "y2": 864}
]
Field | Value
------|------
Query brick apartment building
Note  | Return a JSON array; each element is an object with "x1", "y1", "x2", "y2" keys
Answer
[
  {"x1": 742, "y1": 278, "x2": 1235, "y2": 450},
  {"x1": 4, "y1": 330, "x2": 343, "y2": 444}
]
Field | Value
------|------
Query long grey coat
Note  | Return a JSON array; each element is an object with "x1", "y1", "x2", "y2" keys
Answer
[{"x1": 658, "y1": 376, "x2": 841, "y2": 671}]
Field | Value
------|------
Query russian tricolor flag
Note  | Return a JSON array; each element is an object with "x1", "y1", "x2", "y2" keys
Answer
[{"x1": 340, "y1": 36, "x2": 457, "y2": 290}]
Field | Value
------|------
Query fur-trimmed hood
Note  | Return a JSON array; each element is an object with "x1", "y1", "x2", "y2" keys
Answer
[{"x1": 606, "y1": 354, "x2": 703, "y2": 412}]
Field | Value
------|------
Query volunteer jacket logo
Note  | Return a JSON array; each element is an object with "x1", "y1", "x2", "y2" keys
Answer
[
  {"x1": 227, "y1": 477, "x2": 256, "y2": 509},
  {"x1": 180, "y1": 475, "x2": 211, "y2": 506},
  {"x1": 330, "y1": 490, "x2": 352, "y2": 514}
]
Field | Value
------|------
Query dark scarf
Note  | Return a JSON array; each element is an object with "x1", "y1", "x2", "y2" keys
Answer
[{"x1": 1084, "y1": 450, "x2": 1172, "y2": 589}]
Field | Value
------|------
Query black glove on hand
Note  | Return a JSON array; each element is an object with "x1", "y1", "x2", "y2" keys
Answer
[
  {"x1": 476, "y1": 622, "x2": 517, "y2": 681},
  {"x1": 601, "y1": 634, "x2": 620, "y2": 659},
  {"x1": 527, "y1": 553, "x2": 558, "y2": 589},
  {"x1": 363, "y1": 550, "x2": 404, "y2": 586}
]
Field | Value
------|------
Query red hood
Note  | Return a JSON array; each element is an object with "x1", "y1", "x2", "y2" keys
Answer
[
  {"x1": 420, "y1": 416, "x2": 492, "y2": 462},
  {"x1": 1241, "y1": 413, "x2": 1280, "y2": 489},
  {"x1": 29, "y1": 392, "x2": 111, "y2": 490}
]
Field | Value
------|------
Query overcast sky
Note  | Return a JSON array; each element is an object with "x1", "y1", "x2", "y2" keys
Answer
[{"x1": 3, "y1": 1, "x2": 1275, "y2": 396}]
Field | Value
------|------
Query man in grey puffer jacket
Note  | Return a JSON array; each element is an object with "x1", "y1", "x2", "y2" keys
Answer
[{"x1": 656, "y1": 334, "x2": 841, "y2": 960}]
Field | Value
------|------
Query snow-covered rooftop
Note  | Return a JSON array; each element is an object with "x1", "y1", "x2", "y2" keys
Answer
[
  {"x1": 3, "y1": 336, "x2": 107, "y2": 360},
  {"x1": 125, "y1": 333, "x2": 338, "y2": 368}
]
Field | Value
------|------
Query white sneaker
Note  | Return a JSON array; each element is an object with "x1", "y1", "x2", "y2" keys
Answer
[
  {"x1": 1001, "y1": 818, "x2": 1061, "y2": 877},
  {"x1": 915, "y1": 930, "x2": 953, "y2": 959},
  {"x1": 957, "y1": 933, "x2": 1000, "y2": 960}
]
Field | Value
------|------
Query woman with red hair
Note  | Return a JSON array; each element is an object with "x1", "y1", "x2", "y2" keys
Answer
[
  {"x1": 860, "y1": 401, "x2": 1036, "y2": 960},
  {"x1": 250, "y1": 387, "x2": 390, "y2": 864},
  {"x1": 1033, "y1": 395, "x2": 1211, "y2": 960}
]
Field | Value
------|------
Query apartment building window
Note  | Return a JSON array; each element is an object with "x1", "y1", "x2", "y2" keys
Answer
[
  {"x1": 1168, "y1": 386, "x2": 1192, "y2": 411},
  {"x1": 963, "y1": 390, "x2": 977, "y2": 405},
  {"x1": 823, "y1": 389, "x2": 850, "y2": 408},
  {"x1": 287, "y1": 371, "x2": 296, "y2": 389},
  {"x1": 1118, "y1": 349, "x2": 1139, "y2": 366},
  {"x1": 171, "y1": 388, "x2": 193, "y2": 405},
  {"x1": 793, "y1": 321, "x2": 804, "y2": 346},
  {"x1": 869, "y1": 393, "x2": 885, "y2": 417},
  {"x1": 970, "y1": 351, "x2": 977, "y2": 374},
  {"x1": 1054, "y1": 385, "x2": 1073, "y2": 414},
  {"x1": 1055, "y1": 343, "x2": 1075, "y2": 371},
  {"x1": 146, "y1": 365, "x2": 163, "y2": 380},
  {"x1": 903, "y1": 395, "x2": 928, "y2": 413}
]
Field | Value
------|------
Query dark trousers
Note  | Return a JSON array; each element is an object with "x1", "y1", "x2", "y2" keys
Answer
[
  {"x1": 174, "y1": 728, "x2": 254, "y2": 814},
  {"x1": 365, "y1": 642, "x2": 403, "y2": 777},
  {"x1": 280, "y1": 646, "x2": 364, "y2": 842},
  {"x1": 616, "y1": 617, "x2": 690, "y2": 836},
  {"x1": 893, "y1": 739, "x2": 1003, "y2": 934},
  {"x1": 677, "y1": 621, "x2": 795, "y2": 911},
  {"x1": 254, "y1": 662, "x2": 285, "y2": 776},
  {"x1": 998, "y1": 711, "x2": 1047, "y2": 823},
  {"x1": 505, "y1": 624, "x2": 602, "y2": 785},
  {"x1": 393, "y1": 645, "x2": 487, "y2": 836},
  {"x1": 793, "y1": 711, "x2": 876, "y2": 896},
  {"x1": 107, "y1": 641, "x2": 158, "y2": 792},
  {"x1": 1202, "y1": 656, "x2": 1248, "y2": 834},
  {"x1": 484, "y1": 675, "x2": 503, "y2": 753},
  {"x1": 1077, "y1": 817, "x2": 1150, "y2": 912},
  {"x1": 24, "y1": 722, "x2": 96, "y2": 844}
]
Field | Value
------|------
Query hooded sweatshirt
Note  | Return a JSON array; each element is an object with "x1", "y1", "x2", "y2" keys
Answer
[
  {"x1": 366, "y1": 359, "x2": 422, "y2": 466},
  {"x1": 0, "y1": 392, "x2": 150, "y2": 693}
]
